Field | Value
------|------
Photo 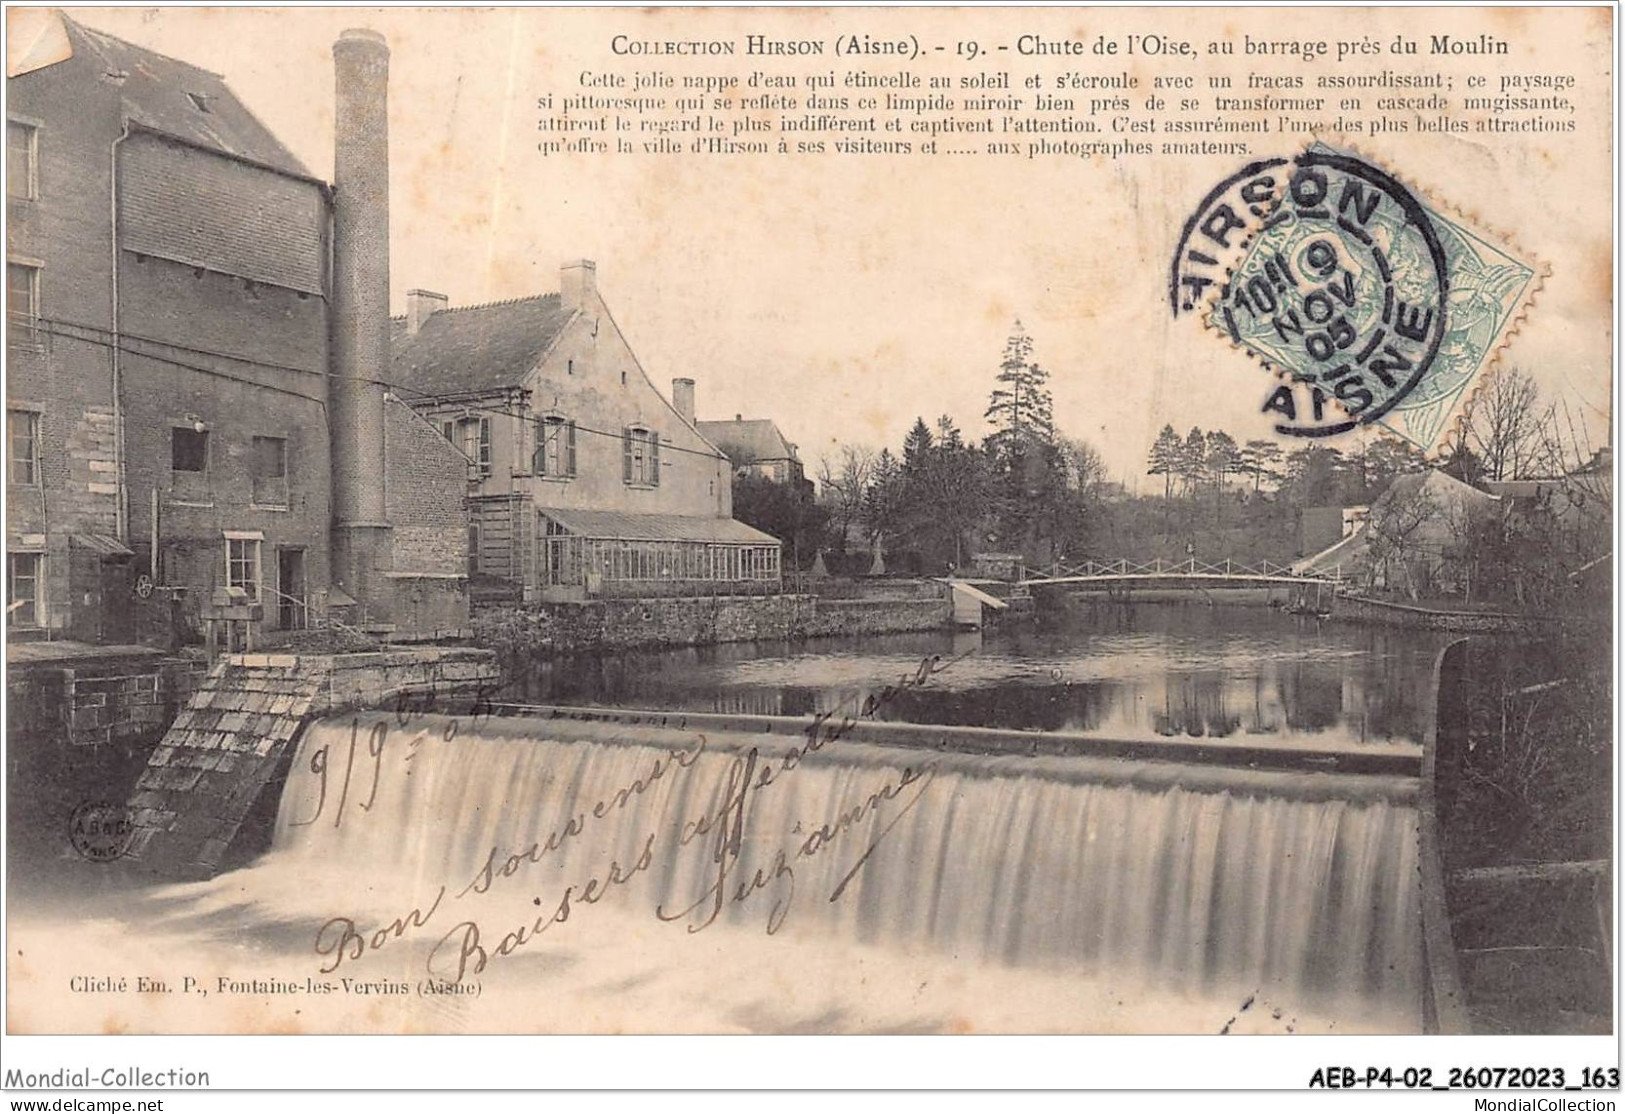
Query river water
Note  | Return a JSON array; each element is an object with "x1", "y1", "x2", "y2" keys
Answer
[
  {"x1": 497, "y1": 600, "x2": 1448, "y2": 749},
  {"x1": 9, "y1": 602, "x2": 1446, "y2": 1035}
]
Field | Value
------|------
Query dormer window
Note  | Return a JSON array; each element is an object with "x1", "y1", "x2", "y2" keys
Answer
[{"x1": 186, "y1": 91, "x2": 212, "y2": 113}]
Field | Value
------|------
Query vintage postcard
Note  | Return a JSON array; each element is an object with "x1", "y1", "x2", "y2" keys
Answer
[{"x1": 1, "y1": 1, "x2": 1615, "y2": 1086}]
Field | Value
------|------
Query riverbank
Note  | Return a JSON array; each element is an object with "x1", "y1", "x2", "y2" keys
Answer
[
  {"x1": 472, "y1": 591, "x2": 954, "y2": 655},
  {"x1": 1328, "y1": 594, "x2": 1553, "y2": 634}
]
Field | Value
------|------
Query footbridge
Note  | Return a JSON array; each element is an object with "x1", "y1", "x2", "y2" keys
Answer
[{"x1": 1021, "y1": 558, "x2": 1343, "y2": 595}]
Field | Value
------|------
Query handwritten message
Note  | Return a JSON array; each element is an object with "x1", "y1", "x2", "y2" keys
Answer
[{"x1": 307, "y1": 651, "x2": 970, "y2": 983}]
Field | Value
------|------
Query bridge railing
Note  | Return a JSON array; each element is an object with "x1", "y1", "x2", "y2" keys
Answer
[{"x1": 1035, "y1": 559, "x2": 1344, "y2": 583}]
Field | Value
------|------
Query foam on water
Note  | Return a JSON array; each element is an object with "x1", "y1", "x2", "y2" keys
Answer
[{"x1": 253, "y1": 711, "x2": 1423, "y2": 1027}]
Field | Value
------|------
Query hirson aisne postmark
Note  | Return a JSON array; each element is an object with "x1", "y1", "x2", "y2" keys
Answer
[{"x1": 1171, "y1": 144, "x2": 1539, "y2": 450}]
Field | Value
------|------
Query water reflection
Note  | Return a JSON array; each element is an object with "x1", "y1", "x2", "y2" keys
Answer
[{"x1": 498, "y1": 601, "x2": 1450, "y2": 747}]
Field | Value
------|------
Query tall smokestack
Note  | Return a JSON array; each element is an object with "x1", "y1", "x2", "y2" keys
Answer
[{"x1": 330, "y1": 28, "x2": 394, "y2": 618}]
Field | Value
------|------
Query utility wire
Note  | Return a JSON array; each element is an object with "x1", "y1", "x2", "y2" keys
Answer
[
  {"x1": 25, "y1": 320, "x2": 327, "y2": 407},
  {"x1": 23, "y1": 313, "x2": 733, "y2": 463}
]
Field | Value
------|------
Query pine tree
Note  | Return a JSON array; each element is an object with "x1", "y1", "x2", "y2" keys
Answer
[
  {"x1": 983, "y1": 321, "x2": 1060, "y2": 558},
  {"x1": 1205, "y1": 430, "x2": 1241, "y2": 494},
  {"x1": 1147, "y1": 424, "x2": 1181, "y2": 500},
  {"x1": 861, "y1": 448, "x2": 904, "y2": 545},
  {"x1": 984, "y1": 320, "x2": 1055, "y2": 456},
  {"x1": 1241, "y1": 438, "x2": 1284, "y2": 494},
  {"x1": 901, "y1": 417, "x2": 935, "y2": 474},
  {"x1": 1179, "y1": 427, "x2": 1208, "y2": 497}
]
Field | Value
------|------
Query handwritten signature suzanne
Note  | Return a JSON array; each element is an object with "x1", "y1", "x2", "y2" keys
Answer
[{"x1": 313, "y1": 651, "x2": 969, "y2": 983}]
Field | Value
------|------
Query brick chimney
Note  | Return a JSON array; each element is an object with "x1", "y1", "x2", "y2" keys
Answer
[
  {"x1": 672, "y1": 378, "x2": 695, "y2": 424},
  {"x1": 406, "y1": 288, "x2": 447, "y2": 335},
  {"x1": 560, "y1": 259, "x2": 596, "y2": 312},
  {"x1": 330, "y1": 27, "x2": 395, "y2": 620}
]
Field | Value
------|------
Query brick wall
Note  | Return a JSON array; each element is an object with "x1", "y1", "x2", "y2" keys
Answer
[
  {"x1": 6, "y1": 52, "x2": 124, "y2": 637},
  {"x1": 4, "y1": 55, "x2": 333, "y2": 646},
  {"x1": 118, "y1": 140, "x2": 332, "y2": 640},
  {"x1": 381, "y1": 401, "x2": 470, "y2": 637},
  {"x1": 384, "y1": 399, "x2": 468, "y2": 576}
]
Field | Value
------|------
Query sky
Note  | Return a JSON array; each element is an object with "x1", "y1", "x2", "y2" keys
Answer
[{"x1": 47, "y1": 6, "x2": 1615, "y2": 488}]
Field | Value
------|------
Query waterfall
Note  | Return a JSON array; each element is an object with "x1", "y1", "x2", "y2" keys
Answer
[{"x1": 272, "y1": 711, "x2": 1422, "y2": 1027}]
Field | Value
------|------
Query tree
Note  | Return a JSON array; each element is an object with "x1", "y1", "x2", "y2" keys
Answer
[
  {"x1": 1363, "y1": 478, "x2": 1438, "y2": 600},
  {"x1": 1147, "y1": 424, "x2": 1181, "y2": 500},
  {"x1": 1355, "y1": 436, "x2": 1427, "y2": 500},
  {"x1": 1058, "y1": 436, "x2": 1107, "y2": 498},
  {"x1": 1050, "y1": 436, "x2": 1108, "y2": 562},
  {"x1": 1205, "y1": 430, "x2": 1242, "y2": 495},
  {"x1": 1465, "y1": 367, "x2": 1548, "y2": 481},
  {"x1": 815, "y1": 443, "x2": 876, "y2": 555},
  {"x1": 1438, "y1": 426, "x2": 1486, "y2": 487},
  {"x1": 901, "y1": 417, "x2": 935, "y2": 474},
  {"x1": 1178, "y1": 427, "x2": 1208, "y2": 497},
  {"x1": 731, "y1": 473, "x2": 830, "y2": 572},
  {"x1": 860, "y1": 448, "x2": 904, "y2": 547},
  {"x1": 1281, "y1": 445, "x2": 1350, "y2": 507},
  {"x1": 983, "y1": 320, "x2": 1059, "y2": 558},
  {"x1": 907, "y1": 416, "x2": 989, "y2": 570},
  {"x1": 983, "y1": 320, "x2": 1054, "y2": 452},
  {"x1": 1240, "y1": 438, "x2": 1284, "y2": 494}
]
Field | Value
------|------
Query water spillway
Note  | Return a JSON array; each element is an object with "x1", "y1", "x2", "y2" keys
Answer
[{"x1": 269, "y1": 711, "x2": 1423, "y2": 1031}]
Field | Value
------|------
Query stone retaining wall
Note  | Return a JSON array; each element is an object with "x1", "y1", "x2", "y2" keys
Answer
[
  {"x1": 1332, "y1": 594, "x2": 1545, "y2": 634},
  {"x1": 8, "y1": 653, "x2": 208, "y2": 748},
  {"x1": 473, "y1": 593, "x2": 953, "y2": 654}
]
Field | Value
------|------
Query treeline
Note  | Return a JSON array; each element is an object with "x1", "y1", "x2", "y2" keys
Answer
[
  {"x1": 817, "y1": 322, "x2": 1106, "y2": 574},
  {"x1": 1146, "y1": 423, "x2": 1430, "y2": 508},
  {"x1": 808, "y1": 324, "x2": 1444, "y2": 575}
]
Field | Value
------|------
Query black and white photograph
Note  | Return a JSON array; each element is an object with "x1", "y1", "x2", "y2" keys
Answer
[{"x1": 0, "y1": 2, "x2": 1616, "y2": 1097}]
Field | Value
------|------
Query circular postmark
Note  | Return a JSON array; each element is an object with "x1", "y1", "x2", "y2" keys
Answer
[
  {"x1": 68, "y1": 800, "x2": 136, "y2": 863},
  {"x1": 1173, "y1": 148, "x2": 1450, "y2": 439}
]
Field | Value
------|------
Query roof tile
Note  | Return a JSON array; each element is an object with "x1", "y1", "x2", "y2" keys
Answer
[
  {"x1": 389, "y1": 295, "x2": 574, "y2": 397},
  {"x1": 64, "y1": 16, "x2": 311, "y2": 179}
]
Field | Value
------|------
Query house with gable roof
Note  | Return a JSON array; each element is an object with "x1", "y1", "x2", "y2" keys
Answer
[
  {"x1": 696, "y1": 414, "x2": 808, "y2": 490},
  {"x1": 390, "y1": 261, "x2": 781, "y2": 599}
]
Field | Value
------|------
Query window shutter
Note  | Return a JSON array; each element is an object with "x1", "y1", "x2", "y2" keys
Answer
[
  {"x1": 478, "y1": 418, "x2": 492, "y2": 475},
  {"x1": 566, "y1": 421, "x2": 577, "y2": 476},
  {"x1": 533, "y1": 418, "x2": 546, "y2": 475},
  {"x1": 622, "y1": 427, "x2": 633, "y2": 483},
  {"x1": 650, "y1": 433, "x2": 661, "y2": 486}
]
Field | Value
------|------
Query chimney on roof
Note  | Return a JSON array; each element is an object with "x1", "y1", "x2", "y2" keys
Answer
[
  {"x1": 672, "y1": 378, "x2": 695, "y2": 424},
  {"x1": 735, "y1": 414, "x2": 742, "y2": 422},
  {"x1": 560, "y1": 259, "x2": 596, "y2": 312},
  {"x1": 406, "y1": 289, "x2": 447, "y2": 334},
  {"x1": 330, "y1": 27, "x2": 394, "y2": 613}
]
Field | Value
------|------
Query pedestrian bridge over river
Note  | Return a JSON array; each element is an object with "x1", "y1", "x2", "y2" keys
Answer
[{"x1": 1021, "y1": 558, "x2": 1344, "y2": 592}]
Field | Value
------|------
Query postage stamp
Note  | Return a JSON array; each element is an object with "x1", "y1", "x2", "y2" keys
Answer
[{"x1": 1172, "y1": 143, "x2": 1541, "y2": 450}]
